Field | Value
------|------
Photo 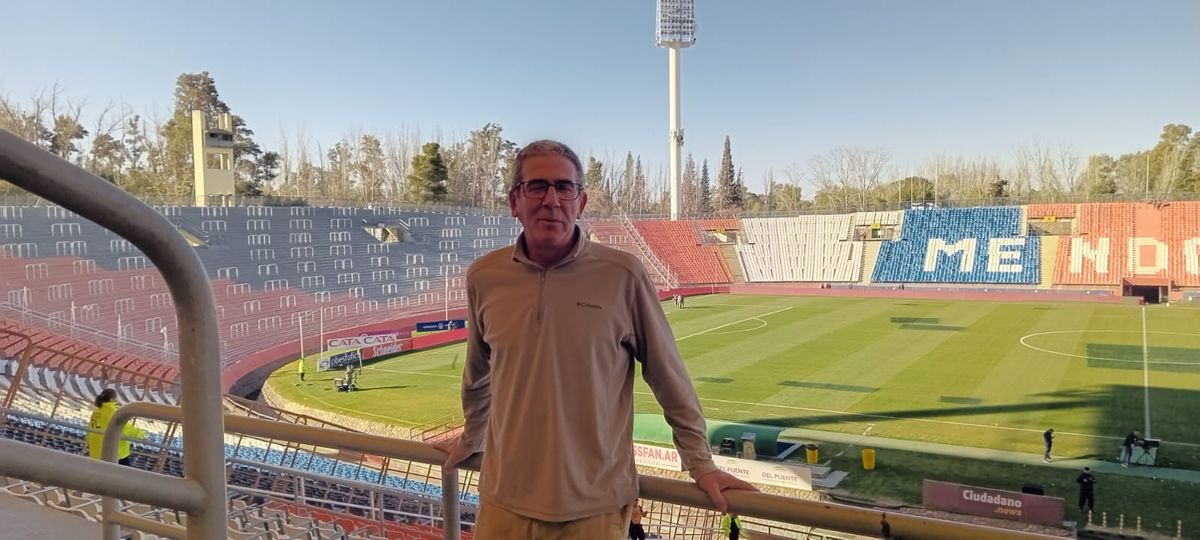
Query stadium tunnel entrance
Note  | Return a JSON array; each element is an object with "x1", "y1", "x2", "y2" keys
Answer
[{"x1": 1122, "y1": 277, "x2": 1169, "y2": 304}]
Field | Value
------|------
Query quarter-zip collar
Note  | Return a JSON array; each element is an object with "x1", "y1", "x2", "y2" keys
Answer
[{"x1": 511, "y1": 225, "x2": 590, "y2": 270}]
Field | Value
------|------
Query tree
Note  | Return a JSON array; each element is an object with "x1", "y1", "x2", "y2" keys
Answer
[
  {"x1": 159, "y1": 72, "x2": 260, "y2": 198},
  {"x1": 809, "y1": 146, "x2": 890, "y2": 210},
  {"x1": 1087, "y1": 155, "x2": 1119, "y2": 196},
  {"x1": 407, "y1": 142, "x2": 449, "y2": 202},
  {"x1": 583, "y1": 157, "x2": 613, "y2": 217},
  {"x1": 699, "y1": 159, "x2": 713, "y2": 213},
  {"x1": 87, "y1": 132, "x2": 124, "y2": 183},
  {"x1": 772, "y1": 183, "x2": 810, "y2": 211},
  {"x1": 880, "y1": 176, "x2": 935, "y2": 204},
  {"x1": 239, "y1": 151, "x2": 280, "y2": 197},
  {"x1": 716, "y1": 136, "x2": 737, "y2": 210},
  {"x1": 617, "y1": 152, "x2": 636, "y2": 212},
  {"x1": 49, "y1": 113, "x2": 88, "y2": 160},
  {"x1": 632, "y1": 157, "x2": 648, "y2": 213},
  {"x1": 356, "y1": 134, "x2": 387, "y2": 201},
  {"x1": 681, "y1": 154, "x2": 699, "y2": 215},
  {"x1": 1149, "y1": 123, "x2": 1195, "y2": 193},
  {"x1": 987, "y1": 177, "x2": 1009, "y2": 198},
  {"x1": 731, "y1": 166, "x2": 745, "y2": 209}
]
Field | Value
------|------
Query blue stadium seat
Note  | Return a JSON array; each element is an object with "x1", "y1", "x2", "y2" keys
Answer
[{"x1": 871, "y1": 207, "x2": 1040, "y2": 284}]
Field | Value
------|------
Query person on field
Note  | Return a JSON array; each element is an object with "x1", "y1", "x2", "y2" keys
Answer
[
  {"x1": 1076, "y1": 466, "x2": 1096, "y2": 512},
  {"x1": 1121, "y1": 430, "x2": 1141, "y2": 467},
  {"x1": 297, "y1": 358, "x2": 306, "y2": 381},
  {"x1": 87, "y1": 388, "x2": 146, "y2": 466},
  {"x1": 627, "y1": 501, "x2": 646, "y2": 540},
  {"x1": 1043, "y1": 428, "x2": 1054, "y2": 462},
  {"x1": 439, "y1": 140, "x2": 754, "y2": 539}
]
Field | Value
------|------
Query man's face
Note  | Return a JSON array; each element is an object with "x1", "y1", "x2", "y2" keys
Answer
[{"x1": 509, "y1": 154, "x2": 588, "y2": 253}]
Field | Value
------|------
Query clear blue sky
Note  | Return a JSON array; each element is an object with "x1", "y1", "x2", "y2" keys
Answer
[{"x1": 3, "y1": 0, "x2": 1198, "y2": 193}]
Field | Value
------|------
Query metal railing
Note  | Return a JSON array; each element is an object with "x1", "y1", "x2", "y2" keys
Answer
[
  {"x1": 619, "y1": 214, "x2": 680, "y2": 287},
  {"x1": 0, "y1": 127, "x2": 1059, "y2": 539},
  {"x1": 100, "y1": 401, "x2": 1056, "y2": 540},
  {"x1": 0, "y1": 129, "x2": 226, "y2": 539},
  {"x1": 0, "y1": 301, "x2": 176, "y2": 362}
]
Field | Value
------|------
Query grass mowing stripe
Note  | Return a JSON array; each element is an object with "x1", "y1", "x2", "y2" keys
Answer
[
  {"x1": 1143, "y1": 305, "x2": 1152, "y2": 437},
  {"x1": 633, "y1": 390, "x2": 1200, "y2": 448}
]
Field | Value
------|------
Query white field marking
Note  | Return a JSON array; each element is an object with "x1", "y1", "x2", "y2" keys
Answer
[
  {"x1": 632, "y1": 391, "x2": 1200, "y2": 448},
  {"x1": 294, "y1": 390, "x2": 419, "y2": 426},
  {"x1": 1019, "y1": 329, "x2": 1200, "y2": 365},
  {"x1": 676, "y1": 306, "x2": 793, "y2": 341},
  {"x1": 703, "y1": 318, "x2": 768, "y2": 336},
  {"x1": 363, "y1": 367, "x2": 460, "y2": 380},
  {"x1": 1142, "y1": 307, "x2": 1152, "y2": 437},
  {"x1": 689, "y1": 303, "x2": 800, "y2": 308}
]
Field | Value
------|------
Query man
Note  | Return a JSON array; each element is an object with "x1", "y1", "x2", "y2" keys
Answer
[
  {"x1": 439, "y1": 140, "x2": 754, "y2": 539},
  {"x1": 1122, "y1": 430, "x2": 1141, "y2": 467},
  {"x1": 628, "y1": 501, "x2": 646, "y2": 540},
  {"x1": 297, "y1": 358, "x2": 306, "y2": 382},
  {"x1": 1076, "y1": 466, "x2": 1096, "y2": 513},
  {"x1": 720, "y1": 513, "x2": 744, "y2": 540},
  {"x1": 1043, "y1": 428, "x2": 1054, "y2": 462}
]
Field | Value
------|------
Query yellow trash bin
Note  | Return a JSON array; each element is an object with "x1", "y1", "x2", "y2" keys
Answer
[
  {"x1": 805, "y1": 444, "x2": 819, "y2": 464},
  {"x1": 862, "y1": 448, "x2": 876, "y2": 470}
]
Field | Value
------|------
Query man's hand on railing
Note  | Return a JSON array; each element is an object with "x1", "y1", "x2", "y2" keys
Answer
[
  {"x1": 694, "y1": 469, "x2": 758, "y2": 513},
  {"x1": 433, "y1": 435, "x2": 480, "y2": 471}
]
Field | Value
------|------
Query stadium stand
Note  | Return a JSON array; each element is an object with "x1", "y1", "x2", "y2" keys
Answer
[
  {"x1": 1025, "y1": 203, "x2": 1076, "y2": 220},
  {"x1": 1162, "y1": 201, "x2": 1200, "y2": 287},
  {"x1": 737, "y1": 216, "x2": 864, "y2": 282},
  {"x1": 1052, "y1": 203, "x2": 1135, "y2": 285},
  {"x1": 871, "y1": 207, "x2": 1040, "y2": 284},
  {"x1": 1, "y1": 342, "x2": 475, "y2": 540},
  {"x1": 633, "y1": 219, "x2": 733, "y2": 284},
  {"x1": 584, "y1": 218, "x2": 677, "y2": 287},
  {"x1": 0, "y1": 205, "x2": 520, "y2": 386},
  {"x1": 1050, "y1": 201, "x2": 1200, "y2": 287}
]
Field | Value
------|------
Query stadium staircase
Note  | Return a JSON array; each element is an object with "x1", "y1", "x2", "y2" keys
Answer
[
  {"x1": 718, "y1": 244, "x2": 745, "y2": 284},
  {"x1": 583, "y1": 218, "x2": 677, "y2": 288}
]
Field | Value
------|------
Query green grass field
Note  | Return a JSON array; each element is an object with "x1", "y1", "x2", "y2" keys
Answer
[
  {"x1": 267, "y1": 293, "x2": 1200, "y2": 535},
  {"x1": 270, "y1": 294, "x2": 1200, "y2": 466}
]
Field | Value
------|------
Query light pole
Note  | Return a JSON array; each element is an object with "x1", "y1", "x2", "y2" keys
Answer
[{"x1": 656, "y1": 0, "x2": 695, "y2": 221}]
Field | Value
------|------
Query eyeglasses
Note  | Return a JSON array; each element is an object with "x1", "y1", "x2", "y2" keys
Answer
[{"x1": 515, "y1": 180, "x2": 583, "y2": 200}]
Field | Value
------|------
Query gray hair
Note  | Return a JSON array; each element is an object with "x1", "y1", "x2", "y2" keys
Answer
[{"x1": 510, "y1": 139, "x2": 585, "y2": 191}]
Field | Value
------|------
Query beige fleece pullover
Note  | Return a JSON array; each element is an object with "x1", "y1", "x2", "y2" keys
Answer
[{"x1": 460, "y1": 227, "x2": 716, "y2": 522}]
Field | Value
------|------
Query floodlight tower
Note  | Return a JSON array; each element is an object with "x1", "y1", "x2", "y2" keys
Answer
[{"x1": 656, "y1": 0, "x2": 695, "y2": 221}]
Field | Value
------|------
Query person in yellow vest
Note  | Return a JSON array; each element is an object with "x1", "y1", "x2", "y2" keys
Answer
[
  {"x1": 720, "y1": 512, "x2": 746, "y2": 540},
  {"x1": 297, "y1": 358, "x2": 306, "y2": 381},
  {"x1": 87, "y1": 389, "x2": 146, "y2": 466}
]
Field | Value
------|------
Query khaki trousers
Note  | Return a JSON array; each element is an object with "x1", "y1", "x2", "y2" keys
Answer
[{"x1": 473, "y1": 502, "x2": 632, "y2": 540}]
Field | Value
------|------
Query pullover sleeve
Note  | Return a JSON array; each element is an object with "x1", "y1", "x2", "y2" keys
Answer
[
  {"x1": 460, "y1": 279, "x2": 492, "y2": 454},
  {"x1": 630, "y1": 273, "x2": 717, "y2": 480}
]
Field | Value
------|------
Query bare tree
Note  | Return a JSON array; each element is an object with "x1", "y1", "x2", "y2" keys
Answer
[{"x1": 809, "y1": 146, "x2": 890, "y2": 210}]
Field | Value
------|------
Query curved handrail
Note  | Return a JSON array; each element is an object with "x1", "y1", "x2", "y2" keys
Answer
[
  {"x1": 0, "y1": 128, "x2": 227, "y2": 540},
  {"x1": 104, "y1": 402, "x2": 1057, "y2": 540}
]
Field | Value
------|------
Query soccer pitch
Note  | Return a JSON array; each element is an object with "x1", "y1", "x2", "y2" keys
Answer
[{"x1": 268, "y1": 294, "x2": 1200, "y2": 467}]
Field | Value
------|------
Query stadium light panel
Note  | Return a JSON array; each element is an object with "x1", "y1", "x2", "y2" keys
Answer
[{"x1": 656, "y1": 0, "x2": 695, "y2": 48}]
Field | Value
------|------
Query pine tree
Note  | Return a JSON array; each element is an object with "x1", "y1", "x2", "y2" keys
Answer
[
  {"x1": 407, "y1": 142, "x2": 449, "y2": 202},
  {"x1": 633, "y1": 157, "x2": 647, "y2": 213},
  {"x1": 619, "y1": 152, "x2": 635, "y2": 212},
  {"x1": 717, "y1": 135, "x2": 737, "y2": 210},
  {"x1": 682, "y1": 154, "x2": 699, "y2": 215},
  {"x1": 732, "y1": 166, "x2": 745, "y2": 209},
  {"x1": 699, "y1": 159, "x2": 713, "y2": 213}
]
